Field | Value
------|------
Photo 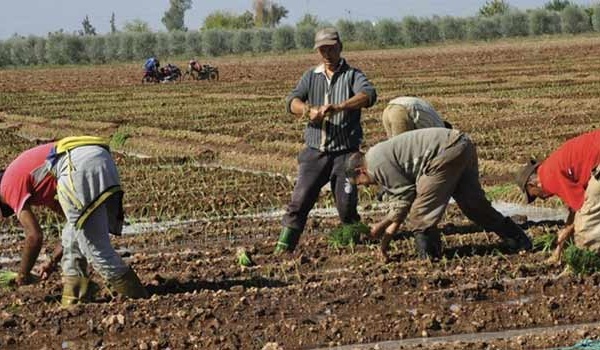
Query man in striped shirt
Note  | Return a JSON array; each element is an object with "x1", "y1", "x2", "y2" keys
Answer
[
  {"x1": 275, "y1": 27, "x2": 377, "y2": 253},
  {"x1": 382, "y1": 96, "x2": 451, "y2": 138}
]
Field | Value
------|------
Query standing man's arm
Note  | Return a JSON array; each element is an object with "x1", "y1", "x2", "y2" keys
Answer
[
  {"x1": 16, "y1": 203, "x2": 44, "y2": 285},
  {"x1": 287, "y1": 71, "x2": 311, "y2": 117}
]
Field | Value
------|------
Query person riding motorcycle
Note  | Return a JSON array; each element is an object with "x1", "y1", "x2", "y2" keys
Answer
[
  {"x1": 188, "y1": 59, "x2": 202, "y2": 75},
  {"x1": 144, "y1": 57, "x2": 161, "y2": 80}
]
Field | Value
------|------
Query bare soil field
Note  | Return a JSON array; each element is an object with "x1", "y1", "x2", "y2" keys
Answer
[{"x1": 1, "y1": 36, "x2": 600, "y2": 349}]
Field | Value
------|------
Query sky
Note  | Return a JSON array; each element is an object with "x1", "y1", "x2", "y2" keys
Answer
[{"x1": 0, "y1": 0, "x2": 592, "y2": 39}]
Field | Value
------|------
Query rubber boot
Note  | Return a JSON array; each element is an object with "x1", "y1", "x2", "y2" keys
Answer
[
  {"x1": 61, "y1": 276, "x2": 90, "y2": 306},
  {"x1": 107, "y1": 267, "x2": 149, "y2": 299},
  {"x1": 495, "y1": 218, "x2": 533, "y2": 252},
  {"x1": 414, "y1": 228, "x2": 442, "y2": 260},
  {"x1": 274, "y1": 227, "x2": 302, "y2": 254}
]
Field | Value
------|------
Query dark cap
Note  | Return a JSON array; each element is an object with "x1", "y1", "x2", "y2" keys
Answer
[
  {"x1": 515, "y1": 160, "x2": 540, "y2": 204},
  {"x1": 0, "y1": 171, "x2": 13, "y2": 218},
  {"x1": 314, "y1": 27, "x2": 341, "y2": 49}
]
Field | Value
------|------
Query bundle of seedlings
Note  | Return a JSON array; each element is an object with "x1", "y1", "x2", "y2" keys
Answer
[
  {"x1": 0, "y1": 271, "x2": 18, "y2": 288},
  {"x1": 237, "y1": 247, "x2": 255, "y2": 267},
  {"x1": 328, "y1": 222, "x2": 370, "y2": 249},
  {"x1": 533, "y1": 233, "x2": 557, "y2": 253},
  {"x1": 563, "y1": 244, "x2": 600, "y2": 276},
  {"x1": 0, "y1": 271, "x2": 40, "y2": 288}
]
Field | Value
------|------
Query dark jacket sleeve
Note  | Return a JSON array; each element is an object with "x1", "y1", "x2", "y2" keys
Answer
[
  {"x1": 352, "y1": 69, "x2": 377, "y2": 108},
  {"x1": 285, "y1": 69, "x2": 312, "y2": 114}
]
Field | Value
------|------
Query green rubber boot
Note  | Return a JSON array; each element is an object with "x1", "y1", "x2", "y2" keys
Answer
[
  {"x1": 107, "y1": 267, "x2": 149, "y2": 299},
  {"x1": 61, "y1": 276, "x2": 90, "y2": 307},
  {"x1": 274, "y1": 227, "x2": 302, "y2": 254}
]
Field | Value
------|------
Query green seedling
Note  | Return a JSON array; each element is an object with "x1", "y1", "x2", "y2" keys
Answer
[
  {"x1": 110, "y1": 130, "x2": 130, "y2": 149},
  {"x1": 0, "y1": 271, "x2": 18, "y2": 288},
  {"x1": 563, "y1": 244, "x2": 600, "y2": 276},
  {"x1": 237, "y1": 248, "x2": 255, "y2": 267},
  {"x1": 533, "y1": 233, "x2": 557, "y2": 253},
  {"x1": 328, "y1": 222, "x2": 370, "y2": 249}
]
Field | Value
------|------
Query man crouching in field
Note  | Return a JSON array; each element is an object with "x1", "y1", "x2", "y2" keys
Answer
[
  {"x1": 381, "y1": 96, "x2": 452, "y2": 138},
  {"x1": 346, "y1": 128, "x2": 532, "y2": 261},
  {"x1": 516, "y1": 129, "x2": 600, "y2": 263},
  {"x1": 0, "y1": 136, "x2": 147, "y2": 305},
  {"x1": 274, "y1": 27, "x2": 377, "y2": 253}
]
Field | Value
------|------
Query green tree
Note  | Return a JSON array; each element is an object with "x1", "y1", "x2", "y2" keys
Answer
[
  {"x1": 202, "y1": 29, "x2": 231, "y2": 56},
  {"x1": 375, "y1": 19, "x2": 402, "y2": 47},
  {"x1": 232, "y1": 29, "x2": 254, "y2": 53},
  {"x1": 438, "y1": 16, "x2": 468, "y2": 41},
  {"x1": 500, "y1": 10, "x2": 530, "y2": 37},
  {"x1": 110, "y1": 12, "x2": 117, "y2": 34},
  {"x1": 479, "y1": 0, "x2": 510, "y2": 17},
  {"x1": 297, "y1": 13, "x2": 319, "y2": 27},
  {"x1": 336, "y1": 19, "x2": 356, "y2": 41},
  {"x1": 528, "y1": 8, "x2": 562, "y2": 34},
  {"x1": 295, "y1": 25, "x2": 315, "y2": 49},
  {"x1": 185, "y1": 31, "x2": 203, "y2": 55},
  {"x1": 272, "y1": 25, "x2": 295, "y2": 51},
  {"x1": 467, "y1": 16, "x2": 503, "y2": 40},
  {"x1": 544, "y1": 0, "x2": 572, "y2": 11},
  {"x1": 560, "y1": 5, "x2": 591, "y2": 33},
  {"x1": 252, "y1": 28, "x2": 273, "y2": 52},
  {"x1": 81, "y1": 15, "x2": 97, "y2": 35},
  {"x1": 253, "y1": 0, "x2": 288, "y2": 28},
  {"x1": 593, "y1": 4, "x2": 600, "y2": 32},
  {"x1": 202, "y1": 10, "x2": 254, "y2": 30},
  {"x1": 123, "y1": 19, "x2": 151, "y2": 33},
  {"x1": 162, "y1": 0, "x2": 192, "y2": 32}
]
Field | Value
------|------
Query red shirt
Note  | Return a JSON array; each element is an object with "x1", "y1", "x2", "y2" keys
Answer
[
  {"x1": 538, "y1": 130, "x2": 600, "y2": 211},
  {"x1": 0, "y1": 143, "x2": 60, "y2": 216}
]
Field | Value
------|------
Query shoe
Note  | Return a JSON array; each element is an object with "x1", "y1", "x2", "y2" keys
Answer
[
  {"x1": 61, "y1": 276, "x2": 90, "y2": 306},
  {"x1": 496, "y1": 218, "x2": 533, "y2": 251},
  {"x1": 414, "y1": 228, "x2": 442, "y2": 260},
  {"x1": 107, "y1": 267, "x2": 148, "y2": 299},
  {"x1": 274, "y1": 227, "x2": 302, "y2": 254}
]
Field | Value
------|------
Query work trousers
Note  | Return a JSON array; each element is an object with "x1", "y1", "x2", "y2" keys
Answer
[
  {"x1": 382, "y1": 104, "x2": 415, "y2": 138},
  {"x1": 282, "y1": 147, "x2": 360, "y2": 232},
  {"x1": 574, "y1": 171, "x2": 600, "y2": 253},
  {"x1": 405, "y1": 133, "x2": 510, "y2": 236},
  {"x1": 61, "y1": 202, "x2": 129, "y2": 280},
  {"x1": 55, "y1": 146, "x2": 129, "y2": 280}
]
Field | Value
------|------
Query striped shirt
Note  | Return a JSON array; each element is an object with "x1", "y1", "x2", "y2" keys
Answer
[
  {"x1": 389, "y1": 97, "x2": 445, "y2": 129},
  {"x1": 286, "y1": 58, "x2": 377, "y2": 153}
]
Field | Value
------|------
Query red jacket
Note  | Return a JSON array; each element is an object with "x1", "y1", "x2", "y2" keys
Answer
[{"x1": 538, "y1": 130, "x2": 600, "y2": 211}]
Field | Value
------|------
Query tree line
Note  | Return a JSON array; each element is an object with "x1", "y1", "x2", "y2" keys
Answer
[{"x1": 1, "y1": 0, "x2": 600, "y2": 67}]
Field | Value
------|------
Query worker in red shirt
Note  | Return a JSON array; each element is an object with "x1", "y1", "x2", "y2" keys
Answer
[
  {"x1": 0, "y1": 136, "x2": 148, "y2": 305},
  {"x1": 516, "y1": 130, "x2": 600, "y2": 262}
]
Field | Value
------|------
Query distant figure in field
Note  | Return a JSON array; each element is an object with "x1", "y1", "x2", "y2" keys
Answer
[
  {"x1": 516, "y1": 129, "x2": 600, "y2": 263},
  {"x1": 382, "y1": 97, "x2": 452, "y2": 138}
]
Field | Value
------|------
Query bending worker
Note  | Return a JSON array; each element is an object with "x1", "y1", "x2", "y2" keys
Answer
[
  {"x1": 346, "y1": 128, "x2": 532, "y2": 261},
  {"x1": 382, "y1": 96, "x2": 452, "y2": 138},
  {"x1": 516, "y1": 129, "x2": 600, "y2": 262},
  {"x1": 275, "y1": 27, "x2": 377, "y2": 253},
  {"x1": 0, "y1": 136, "x2": 148, "y2": 305}
]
